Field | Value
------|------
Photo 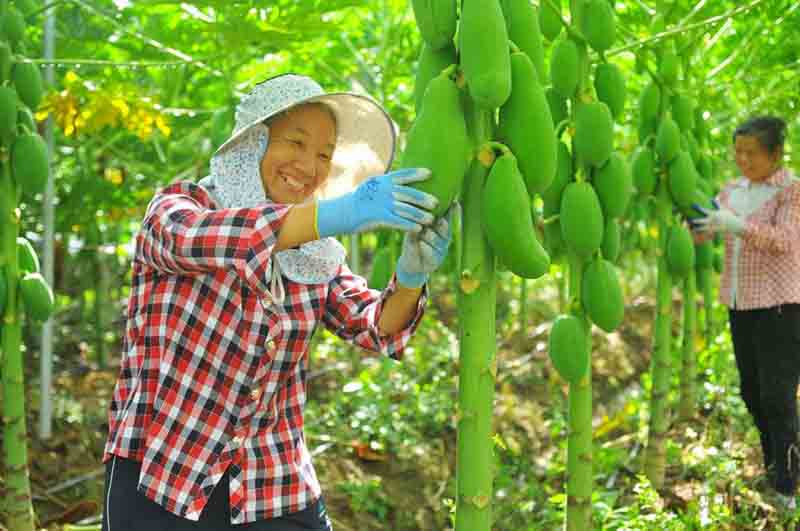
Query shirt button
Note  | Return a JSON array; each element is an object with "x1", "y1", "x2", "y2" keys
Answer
[
  {"x1": 265, "y1": 338, "x2": 275, "y2": 349},
  {"x1": 249, "y1": 388, "x2": 261, "y2": 401},
  {"x1": 232, "y1": 435, "x2": 244, "y2": 446}
]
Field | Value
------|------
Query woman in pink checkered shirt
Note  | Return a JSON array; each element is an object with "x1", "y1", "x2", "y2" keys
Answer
[{"x1": 693, "y1": 116, "x2": 800, "y2": 509}]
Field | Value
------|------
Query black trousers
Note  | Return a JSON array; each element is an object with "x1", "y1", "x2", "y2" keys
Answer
[
  {"x1": 101, "y1": 455, "x2": 332, "y2": 531},
  {"x1": 729, "y1": 304, "x2": 800, "y2": 495}
]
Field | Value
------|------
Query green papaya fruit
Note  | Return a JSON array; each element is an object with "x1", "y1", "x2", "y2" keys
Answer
[
  {"x1": 632, "y1": 146, "x2": 656, "y2": 196},
  {"x1": 593, "y1": 151, "x2": 632, "y2": 219},
  {"x1": 581, "y1": 0, "x2": 616, "y2": 53},
  {"x1": 20, "y1": 272, "x2": 54, "y2": 322},
  {"x1": 671, "y1": 94, "x2": 694, "y2": 132},
  {"x1": 539, "y1": 0, "x2": 563, "y2": 41},
  {"x1": 638, "y1": 116, "x2": 657, "y2": 145},
  {"x1": 13, "y1": 62, "x2": 44, "y2": 110},
  {"x1": 369, "y1": 247, "x2": 394, "y2": 290},
  {"x1": 411, "y1": 0, "x2": 457, "y2": 51},
  {"x1": 0, "y1": 41, "x2": 12, "y2": 82},
  {"x1": 656, "y1": 117, "x2": 681, "y2": 163},
  {"x1": 713, "y1": 249, "x2": 723, "y2": 273},
  {"x1": 482, "y1": 151, "x2": 550, "y2": 279},
  {"x1": 601, "y1": 218, "x2": 621, "y2": 263},
  {"x1": 17, "y1": 236, "x2": 39, "y2": 273},
  {"x1": 12, "y1": 132, "x2": 48, "y2": 197},
  {"x1": 2, "y1": 6, "x2": 25, "y2": 45},
  {"x1": 548, "y1": 314, "x2": 590, "y2": 384},
  {"x1": 0, "y1": 86, "x2": 17, "y2": 145},
  {"x1": 560, "y1": 181, "x2": 604, "y2": 258},
  {"x1": 667, "y1": 151, "x2": 697, "y2": 208},
  {"x1": 404, "y1": 72, "x2": 471, "y2": 217},
  {"x1": 594, "y1": 62, "x2": 626, "y2": 121},
  {"x1": 666, "y1": 224, "x2": 695, "y2": 278},
  {"x1": 501, "y1": 0, "x2": 546, "y2": 81},
  {"x1": 640, "y1": 81, "x2": 661, "y2": 125},
  {"x1": 658, "y1": 45, "x2": 680, "y2": 85},
  {"x1": 545, "y1": 87, "x2": 568, "y2": 127},
  {"x1": 461, "y1": 0, "x2": 512, "y2": 109},
  {"x1": 695, "y1": 241, "x2": 713, "y2": 270},
  {"x1": 686, "y1": 133, "x2": 700, "y2": 165},
  {"x1": 574, "y1": 102, "x2": 613, "y2": 168},
  {"x1": 499, "y1": 52, "x2": 557, "y2": 195},
  {"x1": 541, "y1": 141, "x2": 572, "y2": 211},
  {"x1": 697, "y1": 154, "x2": 713, "y2": 181},
  {"x1": 581, "y1": 258, "x2": 624, "y2": 332},
  {"x1": 550, "y1": 38, "x2": 580, "y2": 99},
  {"x1": 413, "y1": 42, "x2": 457, "y2": 113}
]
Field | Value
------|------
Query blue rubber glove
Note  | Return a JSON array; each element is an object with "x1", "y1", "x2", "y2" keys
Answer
[
  {"x1": 396, "y1": 205, "x2": 454, "y2": 288},
  {"x1": 316, "y1": 168, "x2": 438, "y2": 237}
]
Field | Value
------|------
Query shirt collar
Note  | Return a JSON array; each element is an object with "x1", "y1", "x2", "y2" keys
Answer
[{"x1": 735, "y1": 167, "x2": 789, "y2": 189}]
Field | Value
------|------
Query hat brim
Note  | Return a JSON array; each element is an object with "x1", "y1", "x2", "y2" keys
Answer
[{"x1": 214, "y1": 92, "x2": 397, "y2": 198}]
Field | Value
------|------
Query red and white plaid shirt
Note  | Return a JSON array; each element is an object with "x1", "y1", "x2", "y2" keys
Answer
[
  {"x1": 715, "y1": 168, "x2": 800, "y2": 310},
  {"x1": 103, "y1": 181, "x2": 426, "y2": 524}
]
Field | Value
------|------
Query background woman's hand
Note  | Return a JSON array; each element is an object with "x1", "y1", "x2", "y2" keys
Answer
[{"x1": 316, "y1": 168, "x2": 438, "y2": 237}]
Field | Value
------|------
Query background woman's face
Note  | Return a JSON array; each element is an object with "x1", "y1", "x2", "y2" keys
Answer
[
  {"x1": 260, "y1": 104, "x2": 336, "y2": 204},
  {"x1": 734, "y1": 134, "x2": 779, "y2": 183}
]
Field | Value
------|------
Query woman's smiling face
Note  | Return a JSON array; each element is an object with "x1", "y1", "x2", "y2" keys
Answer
[{"x1": 260, "y1": 103, "x2": 337, "y2": 204}]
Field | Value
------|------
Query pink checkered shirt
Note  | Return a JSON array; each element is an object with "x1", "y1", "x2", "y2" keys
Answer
[
  {"x1": 103, "y1": 181, "x2": 426, "y2": 524},
  {"x1": 716, "y1": 168, "x2": 800, "y2": 310}
]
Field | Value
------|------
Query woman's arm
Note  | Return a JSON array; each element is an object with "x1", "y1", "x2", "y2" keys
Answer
[
  {"x1": 377, "y1": 285, "x2": 424, "y2": 335},
  {"x1": 274, "y1": 202, "x2": 319, "y2": 251}
]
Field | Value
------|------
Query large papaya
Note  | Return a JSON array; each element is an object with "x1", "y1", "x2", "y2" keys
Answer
[
  {"x1": 460, "y1": 0, "x2": 512, "y2": 109},
  {"x1": 666, "y1": 224, "x2": 695, "y2": 278},
  {"x1": 656, "y1": 117, "x2": 681, "y2": 163},
  {"x1": 574, "y1": 102, "x2": 613, "y2": 167},
  {"x1": 404, "y1": 72, "x2": 471, "y2": 217},
  {"x1": 482, "y1": 151, "x2": 550, "y2": 279},
  {"x1": 671, "y1": 94, "x2": 695, "y2": 132},
  {"x1": 413, "y1": 42, "x2": 457, "y2": 113},
  {"x1": 12, "y1": 132, "x2": 48, "y2": 197},
  {"x1": 560, "y1": 181, "x2": 604, "y2": 258},
  {"x1": 0, "y1": 86, "x2": 17, "y2": 145},
  {"x1": 548, "y1": 314, "x2": 590, "y2": 384},
  {"x1": 2, "y1": 6, "x2": 25, "y2": 46},
  {"x1": 499, "y1": 52, "x2": 557, "y2": 196},
  {"x1": 539, "y1": 0, "x2": 563, "y2": 41},
  {"x1": 581, "y1": 258, "x2": 624, "y2": 332},
  {"x1": 550, "y1": 37, "x2": 580, "y2": 99},
  {"x1": 411, "y1": 0, "x2": 457, "y2": 51},
  {"x1": 13, "y1": 62, "x2": 44, "y2": 111},
  {"x1": 667, "y1": 151, "x2": 697, "y2": 208},
  {"x1": 593, "y1": 151, "x2": 632, "y2": 219},
  {"x1": 640, "y1": 81, "x2": 661, "y2": 125},
  {"x1": 581, "y1": 0, "x2": 616, "y2": 53},
  {"x1": 501, "y1": 0, "x2": 546, "y2": 81},
  {"x1": 594, "y1": 62, "x2": 626, "y2": 121},
  {"x1": 658, "y1": 44, "x2": 680, "y2": 85},
  {"x1": 20, "y1": 272, "x2": 55, "y2": 322},
  {"x1": 632, "y1": 146, "x2": 656, "y2": 196}
]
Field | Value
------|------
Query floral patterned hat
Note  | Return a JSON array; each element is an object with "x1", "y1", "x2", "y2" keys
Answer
[{"x1": 215, "y1": 73, "x2": 397, "y2": 198}]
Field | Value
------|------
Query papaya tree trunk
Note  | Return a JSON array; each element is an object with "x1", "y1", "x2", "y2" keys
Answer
[
  {"x1": 679, "y1": 270, "x2": 697, "y2": 420},
  {"x1": 456, "y1": 143, "x2": 496, "y2": 530},
  {"x1": 1, "y1": 164, "x2": 36, "y2": 531},
  {"x1": 644, "y1": 182, "x2": 673, "y2": 489},
  {"x1": 566, "y1": 251, "x2": 592, "y2": 531}
]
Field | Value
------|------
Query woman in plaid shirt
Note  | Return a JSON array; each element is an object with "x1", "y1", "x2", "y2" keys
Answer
[
  {"x1": 693, "y1": 116, "x2": 800, "y2": 509},
  {"x1": 101, "y1": 74, "x2": 452, "y2": 530}
]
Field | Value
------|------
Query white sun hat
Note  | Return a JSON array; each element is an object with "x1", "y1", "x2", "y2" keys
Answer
[{"x1": 215, "y1": 73, "x2": 398, "y2": 198}]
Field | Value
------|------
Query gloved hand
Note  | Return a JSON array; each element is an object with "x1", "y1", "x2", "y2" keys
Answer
[
  {"x1": 396, "y1": 205, "x2": 454, "y2": 288},
  {"x1": 316, "y1": 168, "x2": 438, "y2": 238},
  {"x1": 690, "y1": 200, "x2": 745, "y2": 234}
]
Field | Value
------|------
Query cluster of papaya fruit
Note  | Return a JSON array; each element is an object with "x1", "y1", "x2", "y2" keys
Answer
[
  {"x1": 539, "y1": 0, "x2": 627, "y2": 384},
  {"x1": 0, "y1": 0, "x2": 54, "y2": 328},
  {"x1": 404, "y1": 0, "x2": 556, "y2": 284}
]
